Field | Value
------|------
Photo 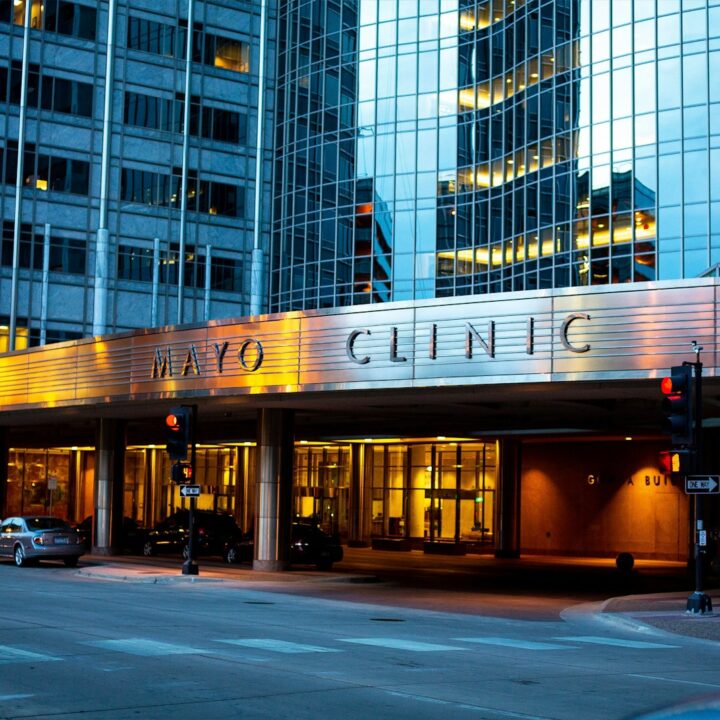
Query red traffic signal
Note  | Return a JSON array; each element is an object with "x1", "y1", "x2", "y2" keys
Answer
[
  {"x1": 165, "y1": 406, "x2": 192, "y2": 460},
  {"x1": 660, "y1": 365, "x2": 693, "y2": 446}
]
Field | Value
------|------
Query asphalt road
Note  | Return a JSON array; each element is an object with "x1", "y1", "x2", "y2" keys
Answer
[{"x1": 1, "y1": 558, "x2": 719, "y2": 720}]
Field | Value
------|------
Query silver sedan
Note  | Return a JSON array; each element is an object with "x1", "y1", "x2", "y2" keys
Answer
[{"x1": 0, "y1": 516, "x2": 85, "y2": 567}]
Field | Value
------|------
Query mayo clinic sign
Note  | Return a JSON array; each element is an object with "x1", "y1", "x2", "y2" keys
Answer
[
  {"x1": 0, "y1": 280, "x2": 716, "y2": 412},
  {"x1": 151, "y1": 312, "x2": 593, "y2": 379}
]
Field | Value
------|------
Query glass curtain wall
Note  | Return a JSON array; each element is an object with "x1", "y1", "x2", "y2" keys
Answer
[
  {"x1": 369, "y1": 441, "x2": 497, "y2": 548},
  {"x1": 272, "y1": 0, "x2": 720, "y2": 311},
  {"x1": 293, "y1": 444, "x2": 350, "y2": 537}
]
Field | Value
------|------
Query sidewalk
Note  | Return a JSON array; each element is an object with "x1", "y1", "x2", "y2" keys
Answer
[
  {"x1": 601, "y1": 592, "x2": 720, "y2": 642},
  {"x1": 75, "y1": 555, "x2": 720, "y2": 642}
]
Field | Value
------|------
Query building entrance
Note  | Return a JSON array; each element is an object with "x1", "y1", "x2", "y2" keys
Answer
[{"x1": 370, "y1": 441, "x2": 497, "y2": 549}]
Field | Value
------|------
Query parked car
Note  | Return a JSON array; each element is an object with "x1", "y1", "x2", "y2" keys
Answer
[
  {"x1": 75, "y1": 516, "x2": 146, "y2": 554},
  {"x1": 142, "y1": 510, "x2": 244, "y2": 562},
  {"x1": 0, "y1": 516, "x2": 85, "y2": 567},
  {"x1": 226, "y1": 520, "x2": 344, "y2": 570}
]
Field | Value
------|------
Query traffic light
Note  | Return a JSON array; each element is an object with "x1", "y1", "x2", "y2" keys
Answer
[
  {"x1": 170, "y1": 462, "x2": 193, "y2": 483},
  {"x1": 659, "y1": 449, "x2": 690, "y2": 475},
  {"x1": 165, "y1": 406, "x2": 192, "y2": 461},
  {"x1": 661, "y1": 365, "x2": 694, "y2": 446}
]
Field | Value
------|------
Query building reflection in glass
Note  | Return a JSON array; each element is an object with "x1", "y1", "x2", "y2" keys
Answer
[{"x1": 271, "y1": 0, "x2": 720, "y2": 312}]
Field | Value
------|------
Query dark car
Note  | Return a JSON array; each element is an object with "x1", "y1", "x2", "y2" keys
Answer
[
  {"x1": 0, "y1": 516, "x2": 85, "y2": 567},
  {"x1": 76, "y1": 516, "x2": 146, "y2": 554},
  {"x1": 226, "y1": 520, "x2": 343, "y2": 570},
  {"x1": 142, "y1": 510, "x2": 243, "y2": 562}
]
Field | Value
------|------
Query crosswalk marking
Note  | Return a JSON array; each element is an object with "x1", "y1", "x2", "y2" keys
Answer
[
  {"x1": 556, "y1": 636, "x2": 679, "y2": 650},
  {"x1": 0, "y1": 646, "x2": 60, "y2": 664},
  {"x1": 84, "y1": 639, "x2": 205, "y2": 656},
  {"x1": 340, "y1": 638, "x2": 465, "y2": 652},
  {"x1": 455, "y1": 637, "x2": 577, "y2": 650},
  {"x1": 216, "y1": 639, "x2": 340, "y2": 654}
]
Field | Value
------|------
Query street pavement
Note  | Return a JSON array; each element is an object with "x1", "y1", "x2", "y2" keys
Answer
[
  {"x1": 1, "y1": 550, "x2": 719, "y2": 720},
  {"x1": 75, "y1": 549, "x2": 720, "y2": 642}
]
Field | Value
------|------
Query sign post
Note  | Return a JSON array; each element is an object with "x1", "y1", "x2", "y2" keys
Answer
[
  {"x1": 684, "y1": 343, "x2": 712, "y2": 614},
  {"x1": 181, "y1": 404, "x2": 199, "y2": 576}
]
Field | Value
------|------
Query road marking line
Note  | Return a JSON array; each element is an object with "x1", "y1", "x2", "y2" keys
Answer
[
  {"x1": 84, "y1": 639, "x2": 205, "y2": 656},
  {"x1": 0, "y1": 646, "x2": 60, "y2": 664},
  {"x1": 340, "y1": 638, "x2": 464, "y2": 652},
  {"x1": 555, "y1": 636, "x2": 679, "y2": 649},
  {"x1": 0, "y1": 694, "x2": 35, "y2": 701},
  {"x1": 216, "y1": 639, "x2": 340, "y2": 654},
  {"x1": 385, "y1": 691, "x2": 553, "y2": 718},
  {"x1": 455, "y1": 637, "x2": 577, "y2": 650},
  {"x1": 629, "y1": 674, "x2": 720, "y2": 688}
]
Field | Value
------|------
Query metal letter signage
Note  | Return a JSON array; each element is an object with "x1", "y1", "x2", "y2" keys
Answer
[
  {"x1": 389, "y1": 327, "x2": 407, "y2": 363},
  {"x1": 465, "y1": 321, "x2": 495, "y2": 359},
  {"x1": 181, "y1": 345, "x2": 201, "y2": 376},
  {"x1": 237, "y1": 339, "x2": 264, "y2": 372},
  {"x1": 346, "y1": 329, "x2": 371, "y2": 364},
  {"x1": 211, "y1": 341, "x2": 229, "y2": 373},
  {"x1": 151, "y1": 348, "x2": 173, "y2": 378},
  {"x1": 560, "y1": 313, "x2": 591, "y2": 353}
]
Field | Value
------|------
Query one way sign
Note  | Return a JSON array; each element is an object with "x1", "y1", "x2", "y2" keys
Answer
[
  {"x1": 179, "y1": 484, "x2": 201, "y2": 497},
  {"x1": 685, "y1": 476, "x2": 720, "y2": 494}
]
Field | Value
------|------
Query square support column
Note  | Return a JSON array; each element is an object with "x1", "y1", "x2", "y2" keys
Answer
[
  {"x1": 93, "y1": 418, "x2": 126, "y2": 555},
  {"x1": 495, "y1": 438, "x2": 522, "y2": 559},
  {"x1": 253, "y1": 408, "x2": 294, "y2": 571}
]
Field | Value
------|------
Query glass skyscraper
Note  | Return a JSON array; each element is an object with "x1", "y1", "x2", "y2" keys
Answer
[
  {"x1": 1, "y1": 0, "x2": 719, "y2": 337},
  {"x1": 271, "y1": 0, "x2": 719, "y2": 311}
]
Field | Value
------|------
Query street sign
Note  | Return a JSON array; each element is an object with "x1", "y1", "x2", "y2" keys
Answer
[
  {"x1": 179, "y1": 484, "x2": 201, "y2": 497},
  {"x1": 685, "y1": 476, "x2": 720, "y2": 494}
]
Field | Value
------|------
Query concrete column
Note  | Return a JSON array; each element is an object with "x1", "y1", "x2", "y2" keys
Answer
[
  {"x1": 93, "y1": 419, "x2": 126, "y2": 555},
  {"x1": 408, "y1": 445, "x2": 427, "y2": 539},
  {"x1": 495, "y1": 439, "x2": 522, "y2": 559},
  {"x1": 253, "y1": 409, "x2": 294, "y2": 571},
  {"x1": 348, "y1": 443, "x2": 370, "y2": 547},
  {"x1": 0, "y1": 428, "x2": 9, "y2": 517}
]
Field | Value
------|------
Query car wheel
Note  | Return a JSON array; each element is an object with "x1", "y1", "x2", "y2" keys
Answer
[
  {"x1": 225, "y1": 545, "x2": 238, "y2": 564},
  {"x1": 142, "y1": 541, "x2": 154, "y2": 557},
  {"x1": 14, "y1": 544, "x2": 27, "y2": 567},
  {"x1": 63, "y1": 556, "x2": 79, "y2": 568}
]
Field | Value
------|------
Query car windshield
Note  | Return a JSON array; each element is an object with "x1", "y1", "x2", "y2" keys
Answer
[{"x1": 25, "y1": 517, "x2": 71, "y2": 531}]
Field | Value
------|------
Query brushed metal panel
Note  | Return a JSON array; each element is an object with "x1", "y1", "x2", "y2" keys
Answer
[{"x1": 1, "y1": 279, "x2": 719, "y2": 414}]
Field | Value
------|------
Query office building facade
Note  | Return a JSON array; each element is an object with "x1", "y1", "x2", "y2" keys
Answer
[
  {"x1": 1, "y1": 1, "x2": 719, "y2": 567},
  {"x1": 0, "y1": 0, "x2": 273, "y2": 350}
]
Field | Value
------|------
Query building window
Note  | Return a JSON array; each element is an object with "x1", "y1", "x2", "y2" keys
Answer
[
  {"x1": 2, "y1": 0, "x2": 97, "y2": 40},
  {"x1": 124, "y1": 91, "x2": 173, "y2": 132},
  {"x1": 127, "y1": 16, "x2": 177, "y2": 57},
  {"x1": 45, "y1": 1, "x2": 96, "y2": 40},
  {"x1": 118, "y1": 244, "x2": 155, "y2": 282},
  {"x1": 204, "y1": 33, "x2": 250, "y2": 73},
  {"x1": 2, "y1": 142, "x2": 89, "y2": 195},
  {"x1": 0, "y1": 221, "x2": 86, "y2": 274},
  {"x1": 127, "y1": 15, "x2": 250, "y2": 74},
  {"x1": 211, "y1": 256, "x2": 242, "y2": 292}
]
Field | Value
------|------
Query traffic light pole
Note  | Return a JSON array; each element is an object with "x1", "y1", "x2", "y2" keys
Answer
[
  {"x1": 686, "y1": 347, "x2": 711, "y2": 613},
  {"x1": 181, "y1": 405, "x2": 199, "y2": 576}
]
